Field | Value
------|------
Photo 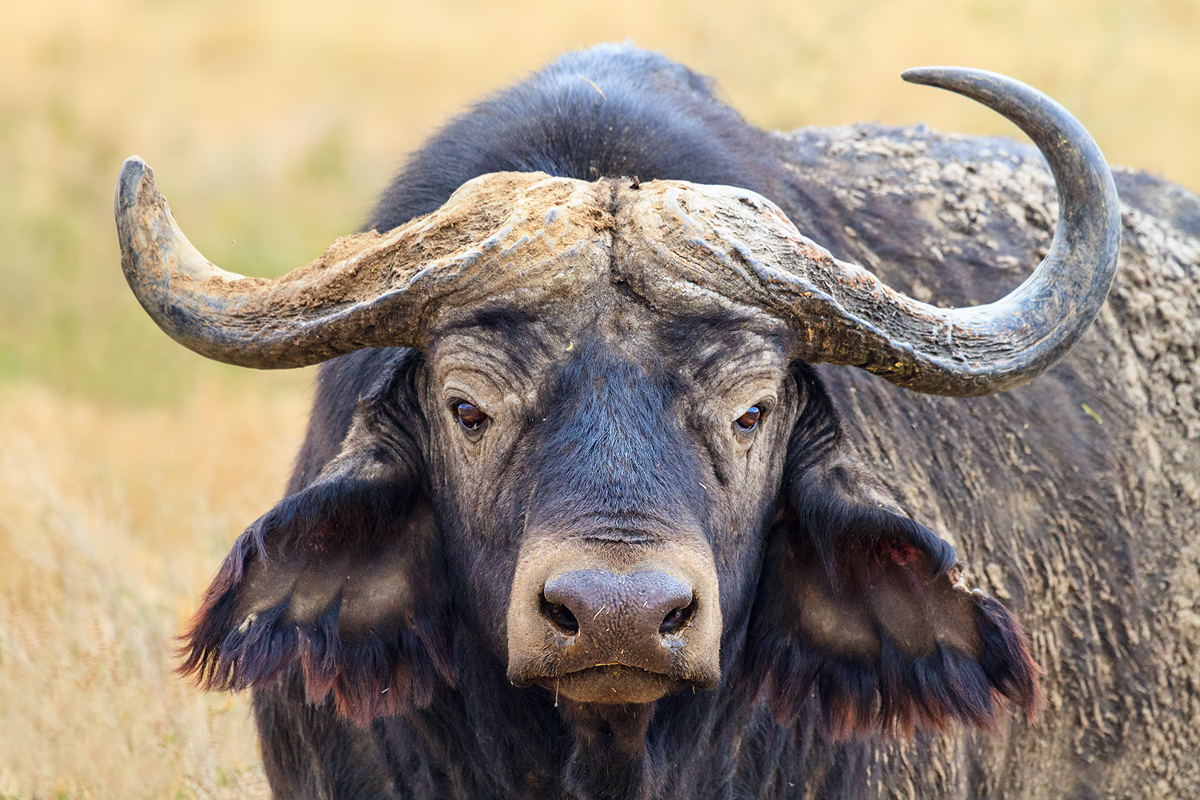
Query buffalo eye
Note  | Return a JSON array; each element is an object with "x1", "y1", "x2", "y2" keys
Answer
[
  {"x1": 734, "y1": 405, "x2": 762, "y2": 432},
  {"x1": 453, "y1": 401, "x2": 488, "y2": 431}
]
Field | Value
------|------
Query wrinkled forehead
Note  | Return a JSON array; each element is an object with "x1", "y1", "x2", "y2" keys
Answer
[{"x1": 427, "y1": 300, "x2": 793, "y2": 394}]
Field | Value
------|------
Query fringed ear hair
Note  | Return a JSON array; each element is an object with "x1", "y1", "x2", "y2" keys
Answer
[
  {"x1": 749, "y1": 509, "x2": 1040, "y2": 736},
  {"x1": 179, "y1": 367, "x2": 455, "y2": 725}
]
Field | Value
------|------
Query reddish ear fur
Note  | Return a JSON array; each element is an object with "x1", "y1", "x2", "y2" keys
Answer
[
  {"x1": 749, "y1": 479, "x2": 1041, "y2": 737},
  {"x1": 178, "y1": 470, "x2": 455, "y2": 726}
]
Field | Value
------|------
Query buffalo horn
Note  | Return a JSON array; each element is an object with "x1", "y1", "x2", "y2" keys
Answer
[
  {"x1": 781, "y1": 67, "x2": 1120, "y2": 395},
  {"x1": 114, "y1": 160, "x2": 609, "y2": 368}
]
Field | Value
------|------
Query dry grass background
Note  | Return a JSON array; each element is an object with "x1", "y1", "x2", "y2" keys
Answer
[{"x1": 0, "y1": 0, "x2": 1197, "y2": 796}]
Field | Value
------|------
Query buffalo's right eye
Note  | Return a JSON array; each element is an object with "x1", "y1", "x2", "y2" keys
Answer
[
  {"x1": 734, "y1": 405, "x2": 762, "y2": 432},
  {"x1": 453, "y1": 401, "x2": 488, "y2": 431}
]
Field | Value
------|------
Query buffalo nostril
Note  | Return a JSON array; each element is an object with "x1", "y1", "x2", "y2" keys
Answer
[
  {"x1": 539, "y1": 593, "x2": 580, "y2": 635},
  {"x1": 658, "y1": 597, "x2": 697, "y2": 635}
]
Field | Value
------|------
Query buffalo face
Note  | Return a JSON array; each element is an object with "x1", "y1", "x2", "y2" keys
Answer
[{"x1": 423, "y1": 308, "x2": 796, "y2": 706}]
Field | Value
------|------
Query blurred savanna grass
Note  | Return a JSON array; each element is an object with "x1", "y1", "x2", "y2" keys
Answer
[{"x1": 1, "y1": 0, "x2": 1197, "y2": 796}]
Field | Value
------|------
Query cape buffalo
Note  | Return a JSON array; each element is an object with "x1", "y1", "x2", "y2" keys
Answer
[{"x1": 114, "y1": 45, "x2": 1200, "y2": 798}]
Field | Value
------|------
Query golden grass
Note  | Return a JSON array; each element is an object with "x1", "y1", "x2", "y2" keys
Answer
[
  {"x1": 0, "y1": 376, "x2": 308, "y2": 798},
  {"x1": 1, "y1": 0, "x2": 1197, "y2": 796}
]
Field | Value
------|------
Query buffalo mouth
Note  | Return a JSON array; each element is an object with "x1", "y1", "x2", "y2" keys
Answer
[{"x1": 538, "y1": 665, "x2": 684, "y2": 705}]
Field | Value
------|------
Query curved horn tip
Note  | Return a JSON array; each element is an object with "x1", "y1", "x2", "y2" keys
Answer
[
  {"x1": 116, "y1": 155, "x2": 155, "y2": 215},
  {"x1": 900, "y1": 66, "x2": 942, "y2": 84},
  {"x1": 901, "y1": 65, "x2": 954, "y2": 83},
  {"x1": 900, "y1": 66, "x2": 1004, "y2": 92}
]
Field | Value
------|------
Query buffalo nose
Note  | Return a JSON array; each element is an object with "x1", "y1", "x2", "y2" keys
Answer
[
  {"x1": 507, "y1": 551, "x2": 723, "y2": 702},
  {"x1": 540, "y1": 569, "x2": 697, "y2": 645}
]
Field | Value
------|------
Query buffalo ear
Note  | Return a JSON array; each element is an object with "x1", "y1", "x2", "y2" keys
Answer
[
  {"x1": 178, "y1": 376, "x2": 454, "y2": 725},
  {"x1": 749, "y1": 374, "x2": 1040, "y2": 736}
]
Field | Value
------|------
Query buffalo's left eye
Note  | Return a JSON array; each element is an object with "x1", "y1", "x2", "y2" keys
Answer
[
  {"x1": 453, "y1": 401, "x2": 488, "y2": 431},
  {"x1": 734, "y1": 406, "x2": 761, "y2": 432}
]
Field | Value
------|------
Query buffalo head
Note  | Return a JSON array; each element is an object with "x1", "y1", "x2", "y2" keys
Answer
[{"x1": 116, "y1": 68, "x2": 1118, "y2": 734}]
